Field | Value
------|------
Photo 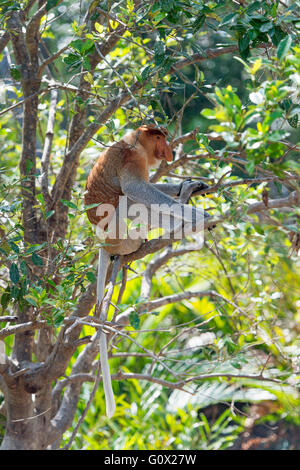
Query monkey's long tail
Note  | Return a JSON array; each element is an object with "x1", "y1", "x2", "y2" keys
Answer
[
  {"x1": 99, "y1": 329, "x2": 116, "y2": 418},
  {"x1": 97, "y1": 248, "x2": 116, "y2": 418}
]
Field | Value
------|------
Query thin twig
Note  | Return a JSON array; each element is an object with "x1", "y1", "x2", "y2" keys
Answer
[
  {"x1": 38, "y1": 44, "x2": 71, "y2": 77},
  {"x1": 62, "y1": 357, "x2": 102, "y2": 451},
  {"x1": 141, "y1": 243, "x2": 203, "y2": 299},
  {"x1": 0, "y1": 320, "x2": 47, "y2": 341}
]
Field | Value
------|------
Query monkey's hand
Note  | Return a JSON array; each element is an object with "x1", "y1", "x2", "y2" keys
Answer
[
  {"x1": 179, "y1": 179, "x2": 210, "y2": 204},
  {"x1": 178, "y1": 179, "x2": 213, "y2": 226}
]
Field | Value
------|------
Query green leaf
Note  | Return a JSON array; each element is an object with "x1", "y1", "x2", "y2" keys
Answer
[
  {"x1": 238, "y1": 33, "x2": 251, "y2": 60},
  {"x1": 154, "y1": 40, "x2": 165, "y2": 65},
  {"x1": 54, "y1": 314, "x2": 64, "y2": 327},
  {"x1": 10, "y1": 263, "x2": 20, "y2": 284},
  {"x1": 280, "y1": 98, "x2": 292, "y2": 112},
  {"x1": 8, "y1": 241, "x2": 19, "y2": 253},
  {"x1": 231, "y1": 361, "x2": 242, "y2": 370},
  {"x1": 201, "y1": 108, "x2": 216, "y2": 119},
  {"x1": 10, "y1": 66, "x2": 21, "y2": 80},
  {"x1": 269, "y1": 25, "x2": 286, "y2": 46},
  {"x1": 253, "y1": 224, "x2": 264, "y2": 235},
  {"x1": 36, "y1": 193, "x2": 45, "y2": 205},
  {"x1": 47, "y1": 279, "x2": 57, "y2": 289},
  {"x1": 32, "y1": 253, "x2": 43, "y2": 266},
  {"x1": 46, "y1": 210, "x2": 55, "y2": 219},
  {"x1": 220, "y1": 12, "x2": 238, "y2": 27},
  {"x1": 94, "y1": 22, "x2": 104, "y2": 34},
  {"x1": 151, "y1": 311, "x2": 160, "y2": 316},
  {"x1": 70, "y1": 39, "x2": 94, "y2": 55},
  {"x1": 277, "y1": 35, "x2": 292, "y2": 60},
  {"x1": 129, "y1": 310, "x2": 140, "y2": 330},
  {"x1": 245, "y1": 1, "x2": 261, "y2": 13},
  {"x1": 60, "y1": 199, "x2": 78, "y2": 210},
  {"x1": 239, "y1": 33, "x2": 251, "y2": 52},
  {"x1": 86, "y1": 271, "x2": 97, "y2": 283},
  {"x1": 1, "y1": 290, "x2": 10, "y2": 309},
  {"x1": 82, "y1": 56, "x2": 91, "y2": 71},
  {"x1": 197, "y1": 133, "x2": 215, "y2": 154},
  {"x1": 10, "y1": 285, "x2": 20, "y2": 300},
  {"x1": 64, "y1": 53, "x2": 80, "y2": 65},
  {"x1": 63, "y1": 53, "x2": 82, "y2": 70},
  {"x1": 259, "y1": 22, "x2": 273, "y2": 33},
  {"x1": 25, "y1": 243, "x2": 47, "y2": 255},
  {"x1": 24, "y1": 295, "x2": 38, "y2": 307},
  {"x1": 287, "y1": 114, "x2": 298, "y2": 128},
  {"x1": 141, "y1": 65, "x2": 152, "y2": 81},
  {"x1": 193, "y1": 14, "x2": 205, "y2": 31},
  {"x1": 19, "y1": 260, "x2": 27, "y2": 276},
  {"x1": 245, "y1": 160, "x2": 255, "y2": 175},
  {"x1": 46, "y1": 0, "x2": 60, "y2": 11}
]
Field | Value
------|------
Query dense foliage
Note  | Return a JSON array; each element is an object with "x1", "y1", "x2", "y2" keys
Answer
[{"x1": 0, "y1": 0, "x2": 299, "y2": 450}]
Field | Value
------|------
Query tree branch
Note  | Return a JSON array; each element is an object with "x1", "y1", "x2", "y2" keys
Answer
[
  {"x1": 0, "y1": 32, "x2": 10, "y2": 55},
  {"x1": 113, "y1": 370, "x2": 281, "y2": 389},
  {"x1": 38, "y1": 44, "x2": 71, "y2": 77},
  {"x1": 0, "y1": 320, "x2": 47, "y2": 341},
  {"x1": 141, "y1": 243, "x2": 203, "y2": 299},
  {"x1": 0, "y1": 87, "x2": 51, "y2": 118},
  {"x1": 247, "y1": 190, "x2": 300, "y2": 214},
  {"x1": 171, "y1": 46, "x2": 239, "y2": 71},
  {"x1": 116, "y1": 289, "x2": 244, "y2": 328},
  {"x1": 41, "y1": 88, "x2": 58, "y2": 208},
  {"x1": 25, "y1": 2, "x2": 47, "y2": 62}
]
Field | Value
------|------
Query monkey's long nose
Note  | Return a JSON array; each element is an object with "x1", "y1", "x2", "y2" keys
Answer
[{"x1": 165, "y1": 145, "x2": 173, "y2": 162}]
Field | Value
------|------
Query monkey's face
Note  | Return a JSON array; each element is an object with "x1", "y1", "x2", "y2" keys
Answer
[
  {"x1": 153, "y1": 133, "x2": 173, "y2": 162},
  {"x1": 138, "y1": 127, "x2": 173, "y2": 163}
]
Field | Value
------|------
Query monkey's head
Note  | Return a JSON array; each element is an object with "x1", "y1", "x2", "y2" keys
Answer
[{"x1": 137, "y1": 125, "x2": 173, "y2": 163}]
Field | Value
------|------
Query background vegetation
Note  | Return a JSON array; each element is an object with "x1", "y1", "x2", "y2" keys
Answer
[{"x1": 0, "y1": 0, "x2": 299, "y2": 450}]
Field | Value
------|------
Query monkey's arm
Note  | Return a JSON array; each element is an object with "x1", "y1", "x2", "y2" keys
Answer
[
  {"x1": 121, "y1": 168, "x2": 195, "y2": 209},
  {"x1": 152, "y1": 183, "x2": 182, "y2": 197},
  {"x1": 120, "y1": 167, "x2": 209, "y2": 223},
  {"x1": 153, "y1": 181, "x2": 209, "y2": 200}
]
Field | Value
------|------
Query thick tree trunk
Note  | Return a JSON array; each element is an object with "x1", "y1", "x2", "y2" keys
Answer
[{"x1": 0, "y1": 379, "x2": 38, "y2": 450}]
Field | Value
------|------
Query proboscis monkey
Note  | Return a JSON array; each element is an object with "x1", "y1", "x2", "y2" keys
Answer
[{"x1": 85, "y1": 125, "x2": 210, "y2": 418}]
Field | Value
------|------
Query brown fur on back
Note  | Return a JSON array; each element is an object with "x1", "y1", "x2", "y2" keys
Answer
[
  {"x1": 85, "y1": 140, "x2": 130, "y2": 225},
  {"x1": 84, "y1": 126, "x2": 169, "y2": 226}
]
